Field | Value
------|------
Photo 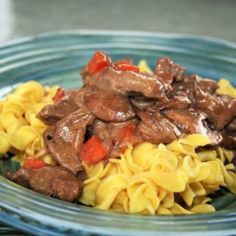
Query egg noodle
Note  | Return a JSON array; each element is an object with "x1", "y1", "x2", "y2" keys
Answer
[
  {"x1": 0, "y1": 62, "x2": 236, "y2": 215},
  {"x1": 0, "y1": 81, "x2": 58, "y2": 164},
  {"x1": 80, "y1": 135, "x2": 236, "y2": 215}
]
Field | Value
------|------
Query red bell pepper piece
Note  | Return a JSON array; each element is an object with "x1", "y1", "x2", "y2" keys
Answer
[
  {"x1": 81, "y1": 135, "x2": 107, "y2": 164},
  {"x1": 117, "y1": 63, "x2": 140, "y2": 73},
  {"x1": 88, "y1": 51, "x2": 111, "y2": 74},
  {"x1": 24, "y1": 156, "x2": 46, "y2": 169},
  {"x1": 52, "y1": 88, "x2": 65, "y2": 103}
]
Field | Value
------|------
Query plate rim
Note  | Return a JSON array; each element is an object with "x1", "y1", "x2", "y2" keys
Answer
[{"x1": 0, "y1": 29, "x2": 236, "y2": 49}]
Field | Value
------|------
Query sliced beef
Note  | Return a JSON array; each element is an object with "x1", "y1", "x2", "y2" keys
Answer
[
  {"x1": 93, "y1": 120, "x2": 112, "y2": 154},
  {"x1": 154, "y1": 57, "x2": 185, "y2": 83},
  {"x1": 172, "y1": 75, "x2": 218, "y2": 103},
  {"x1": 84, "y1": 67, "x2": 169, "y2": 101},
  {"x1": 172, "y1": 75, "x2": 236, "y2": 130},
  {"x1": 155, "y1": 92, "x2": 191, "y2": 111},
  {"x1": 163, "y1": 109, "x2": 208, "y2": 135},
  {"x1": 194, "y1": 88, "x2": 236, "y2": 130},
  {"x1": 68, "y1": 87, "x2": 93, "y2": 108},
  {"x1": 172, "y1": 76, "x2": 197, "y2": 103},
  {"x1": 165, "y1": 92, "x2": 191, "y2": 110},
  {"x1": 93, "y1": 119, "x2": 142, "y2": 157},
  {"x1": 6, "y1": 166, "x2": 82, "y2": 202},
  {"x1": 44, "y1": 108, "x2": 94, "y2": 175},
  {"x1": 163, "y1": 109, "x2": 222, "y2": 145},
  {"x1": 85, "y1": 90, "x2": 135, "y2": 122},
  {"x1": 198, "y1": 77, "x2": 219, "y2": 94},
  {"x1": 131, "y1": 91, "x2": 191, "y2": 112},
  {"x1": 37, "y1": 87, "x2": 92, "y2": 125},
  {"x1": 137, "y1": 111, "x2": 181, "y2": 144},
  {"x1": 226, "y1": 118, "x2": 236, "y2": 133},
  {"x1": 130, "y1": 96, "x2": 155, "y2": 111},
  {"x1": 221, "y1": 133, "x2": 236, "y2": 150},
  {"x1": 37, "y1": 93, "x2": 79, "y2": 125}
]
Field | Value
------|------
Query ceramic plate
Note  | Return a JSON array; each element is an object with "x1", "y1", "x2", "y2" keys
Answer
[{"x1": 0, "y1": 30, "x2": 236, "y2": 236}]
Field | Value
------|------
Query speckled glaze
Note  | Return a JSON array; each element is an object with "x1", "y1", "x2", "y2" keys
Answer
[{"x1": 0, "y1": 31, "x2": 236, "y2": 236}]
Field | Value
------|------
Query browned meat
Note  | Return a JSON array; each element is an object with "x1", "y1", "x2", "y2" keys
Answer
[
  {"x1": 84, "y1": 67, "x2": 169, "y2": 101},
  {"x1": 93, "y1": 119, "x2": 142, "y2": 157},
  {"x1": 6, "y1": 166, "x2": 82, "y2": 202},
  {"x1": 154, "y1": 57, "x2": 185, "y2": 83},
  {"x1": 172, "y1": 75, "x2": 236, "y2": 131},
  {"x1": 165, "y1": 93, "x2": 191, "y2": 110},
  {"x1": 198, "y1": 77, "x2": 219, "y2": 94},
  {"x1": 221, "y1": 134, "x2": 236, "y2": 150},
  {"x1": 226, "y1": 118, "x2": 236, "y2": 133},
  {"x1": 172, "y1": 76, "x2": 197, "y2": 103},
  {"x1": 93, "y1": 120, "x2": 112, "y2": 153},
  {"x1": 163, "y1": 109, "x2": 222, "y2": 145},
  {"x1": 172, "y1": 75, "x2": 218, "y2": 103},
  {"x1": 194, "y1": 88, "x2": 236, "y2": 130},
  {"x1": 156, "y1": 92, "x2": 191, "y2": 111},
  {"x1": 137, "y1": 111, "x2": 181, "y2": 144},
  {"x1": 37, "y1": 93, "x2": 79, "y2": 125},
  {"x1": 68, "y1": 87, "x2": 93, "y2": 108},
  {"x1": 44, "y1": 108, "x2": 94, "y2": 175},
  {"x1": 37, "y1": 87, "x2": 92, "y2": 125},
  {"x1": 130, "y1": 96, "x2": 155, "y2": 111},
  {"x1": 163, "y1": 109, "x2": 207, "y2": 134},
  {"x1": 85, "y1": 90, "x2": 135, "y2": 122}
]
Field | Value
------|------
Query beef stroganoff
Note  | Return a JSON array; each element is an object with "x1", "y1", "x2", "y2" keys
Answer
[{"x1": 1, "y1": 51, "x2": 236, "y2": 215}]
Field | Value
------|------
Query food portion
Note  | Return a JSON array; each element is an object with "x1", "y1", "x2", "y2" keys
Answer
[{"x1": 1, "y1": 51, "x2": 236, "y2": 215}]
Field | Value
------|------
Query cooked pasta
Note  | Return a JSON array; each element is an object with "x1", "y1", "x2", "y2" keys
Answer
[
  {"x1": 0, "y1": 81, "x2": 58, "y2": 164},
  {"x1": 80, "y1": 134, "x2": 236, "y2": 215}
]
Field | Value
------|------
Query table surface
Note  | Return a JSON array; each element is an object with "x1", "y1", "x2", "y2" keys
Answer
[
  {"x1": 0, "y1": 0, "x2": 236, "y2": 44},
  {"x1": 0, "y1": 0, "x2": 236, "y2": 235}
]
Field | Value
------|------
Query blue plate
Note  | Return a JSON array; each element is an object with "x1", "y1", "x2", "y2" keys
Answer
[{"x1": 0, "y1": 30, "x2": 236, "y2": 236}]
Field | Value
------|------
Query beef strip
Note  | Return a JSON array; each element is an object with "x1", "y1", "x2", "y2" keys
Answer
[
  {"x1": 198, "y1": 77, "x2": 219, "y2": 94},
  {"x1": 85, "y1": 90, "x2": 135, "y2": 122},
  {"x1": 163, "y1": 109, "x2": 222, "y2": 145},
  {"x1": 137, "y1": 111, "x2": 181, "y2": 144},
  {"x1": 221, "y1": 118, "x2": 236, "y2": 150},
  {"x1": 220, "y1": 133, "x2": 236, "y2": 150},
  {"x1": 226, "y1": 118, "x2": 236, "y2": 133},
  {"x1": 83, "y1": 67, "x2": 169, "y2": 101},
  {"x1": 68, "y1": 87, "x2": 93, "y2": 108},
  {"x1": 6, "y1": 166, "x2": 82, "y2": 202},
  {"x1": 44, "y1": 108, "x2": 94, "y2": 175},
  {"x1": 172, "y1": 75, "x2": 236, "y2": 130},
  {"x1": 130, "y1": 96, "x2": 155, "y2": 111},
  {"x1": 130, "y1": 91, "x2": 191, "y2": 112},
  {"x1": 37, "y1": 93, "x2": 79, "y2": 125},
  {"x1": 165, "y1": 92, "x2": 191, "y2": 110},
  {"x1": 154, "y1": 57, "x2": 185, "y2": 83},
  {"x1": 154, "y1": 92, "x2": 191, "y2": 111},
  {"x1": 93, "y1": 119, "x2": 142, "y2": 157},
  {"x1": 194, "y1": 87, "x2": 236, "y2": 130},
  {"x1": 163, "y1": 109, "x2": 208, "y2": 134},
  {"x1": 37, "y1": 87, "x2": 92, "y2": 125},
  {"x1": 172, "y1": 75, "x2": 219, "y2": 103}
]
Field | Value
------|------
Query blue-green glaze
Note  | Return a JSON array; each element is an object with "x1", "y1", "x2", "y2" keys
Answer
[{"x1": 0, "y1": 31, "x2": 236, "y2": 236}]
